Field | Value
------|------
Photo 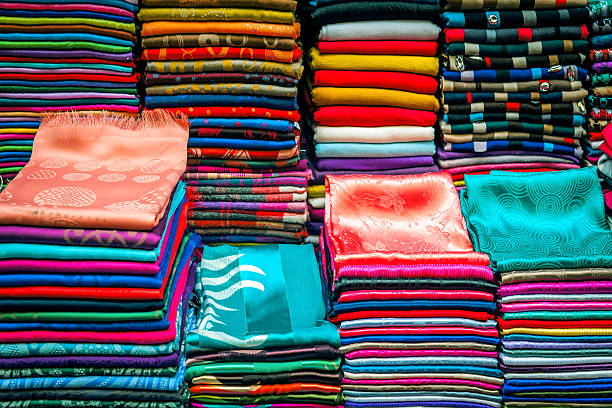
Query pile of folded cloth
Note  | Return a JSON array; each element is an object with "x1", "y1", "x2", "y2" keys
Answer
[
  {"x1": 440, "y1": 0, "x2": 590, "y2": 189},
  {"x1": 0, "y1": 111, "x2": 201, "y2": 408},
  {"x1": 0, "y1": 0, "x2": 140, "y2": 189},
  {"x1": 301, "y1": 0, "x2": 441, "y2": 237},
  {"x1": 588, "y1": 0, "x2": 612, "y2": 167},
  {"x1": 461, "y1": 167, "x2": 612, "y2": 407},
  {"x1": 185, "y1": 243, "x2": 343, "y2": 407},
  {"x1": 139, "y1": 0, "x2": 309, "y2": 245},
  {"x1": 320, "y1": 173, "x2": 503, "y2": 408},
  {"x1": 597, "y1": 122, "x2": 612, "y2": 212}
]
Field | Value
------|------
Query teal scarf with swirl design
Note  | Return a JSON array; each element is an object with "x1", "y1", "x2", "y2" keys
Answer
[{"x1": 461, "y1": 167, "x2": 612, "y2": 272}]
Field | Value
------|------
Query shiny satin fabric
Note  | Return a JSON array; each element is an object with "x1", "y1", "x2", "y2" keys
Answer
[
  {"x1": 0, "y1": 111, "x2": 189, "y2": 230},
  {"x1": 324, "y1": 173, "x2": 490, "y2": 273}
]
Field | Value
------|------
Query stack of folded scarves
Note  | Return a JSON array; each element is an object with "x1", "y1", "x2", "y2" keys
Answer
[
  {"x1": 302, "y1": 0, "x2": 441, "y2": 237},
  {"x1": 0, "y1": 112, "x2": 201, "y2": 408},
  {"x1": 440, "y1": 0, "x2": 589, "y2": 189},
  {"x1": 320, "y1": 173, "x2": 503, "y2": 408},
  {"x1": 588, "y1": 0, "x2": 612, "y2": 166},
  {"x1": 597, "y1": 122, "x2": 612, "y2": 212},
  {"x1": 139, "y1": 0, "x2": 309, "y2": 245},
  {"x1": 185, "y1": 243, "x2": 343, "y2": 408},
  {"x1": 461, "y1": 167, "x2": 612, "y2": 407},
  {"x1": 0, "y1": 0, "x2": 140, "y2": 189}
]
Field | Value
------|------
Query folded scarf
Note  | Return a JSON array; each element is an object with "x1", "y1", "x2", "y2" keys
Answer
[
  {"x1": 141, "y1": 0, "x2": 297, "y2": 10},
  {"x1": 313, "y1": 70, "x2": 438, "y2": 94},
  {"x1": 443, "y1": 131, "x2": 580, "y2": 145},
  {"x1": 443, "y1": 25, "x2": 589, "y2": 43},
  {"x1": 313, "y1": 156, "x2": 435, "y2": 171},
  {"x1": 161, "y1": 106, "x2": 298, "y2": 121},
  {"x1": 444, "y1": 90, "x2": 588, "y2": 104},
  {"x1": 145, "y1": 59, "x2": 303, "y2": 78},
  {"x1": 315, "y1": 141, "x2": 435, "y2": 158},
  {"x1": 591, "y1": 48, "x2": 612, "y2": 63},
  {"x1": 0, "y1": 16, "x2": 136, "y2": 34},
  {"x1": 142, "y1": 33, "x2": 295, "y2": 50},
  {"x1": 313, "y1": 126, "x2": 434, "y2": 143},
  {"x1": 144, "y1": 72, "x2": 298, "y2": 87},
  {"x1": 137, "y1": 8, "x2": 294, "y2": 24},
  {"x1": 145, "y1": 94, "x2": 297, "y2": 110},
  {"x1": 190, "y1": 128, "x2": 295, "y2": 141},
  {"x1": 146, "y1": 83, "x2": 296, "y2": 98},
  {"x1": 311, "y1": 87, "x2": 439, "y2": 111},
  {"x1": 0, "y1": 111, "x2": 188, "y2": 230},
  {"x1": 445, "y1": 0, "x2": 586, "y2": 8},
  {"x1": 319, "y1": 20, "x2": 440, "y2": 41},
  {"x1": 500, "y1": 268, "x2": 612, "y2": 284},
  {"x1": 442, "y1": 8, "x2": 590, "y2": 28},
  {"x1": 444, "y1": 101, "x2": 584, "y2": 115},
  {"x1": 190, "y1": 118, "x2": 295, "y2": 132},
  {"x1": 142, "y1": 45, "x2": 301, "y2": 63},
  {"x1": 0, "y1": 188, "x2": 179, "y2": 249},
  {"x1": 593, "y1": 34, "x2": 612, "y2": 49},
  {"x1": 312, "y1": 2, "x2": 439, "y2": 26},
  {"x1": 439, "y1": 154, "x2": 578, "y2": 169},
  {"x1": 461, "y1": 167, "x2": 612, "y2": 272},
  {"x1": 444, "y1": 112, "x2": 584, "y2": 126},
  {"x1": 0, "y1": 23, "x2": 135, "y2": 41},
  {"x1": 442, "y1": 79, "x2": 583, "y2": 93},
  {"x1": 318, "y1": 41, "x2": 437, "y2": 56},
  {"x1": 442, "y1": 65, "x2": 588, "y2": 82},
  {"x1": 186, "y1": 244, "x2": 339, "y2": 356},
  {"x1": 141, "y1": 21, "x2": 300, "y2": 39},
  {"x1": 310, "y1": 49, "x2": 438, "y2": 76},
  {"x1": 446, "y1": 53, "x2": 586, "y2": 71},
  {"x1": 325, "y1": 172, "x2": 490, "y2": 271},
  {"x1": 188, "y1": 137, "x2": 296, "y2": 150},
  {"x1": 441, "y1": 121, "x2": 585, "y2": 138},
  {"x1": 447, "y1": 40, "x2": 588, "y2": 57},
  {"x1": 314, "y1": 106, "x2": 436, "y2": 127}
]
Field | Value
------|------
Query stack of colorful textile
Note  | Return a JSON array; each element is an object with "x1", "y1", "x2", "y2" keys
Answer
[
  {"x1": 139, "y1": 0, "x2": 309, "y2": 245},
  {"x1": 461, "y1": 167, "x2": 612, "y2": 407},
  {"x1": 439, "y1": 0, "x2": 589, "y2": 189},
  {"x1": 597, "y1": 123, "x2": 612, "y2": 211},
  {"x1": 320, "y1": 173, "x2": 502, "y2": 408},
  {"x1": 0, "y1": 0, "x2": 140, "y2": 189},
  {"x1": 587, "y1": 0, "x2": 612, "y2": 167},
  {"x1": 302, "y1": 0, "x2": 441, "y2": 237},
  {"x1": 186, "y1": 243, "x2": 342, "y2": 408},
  {"x1": 0, "y1": 112, "x2": 200, "y2": 408}
]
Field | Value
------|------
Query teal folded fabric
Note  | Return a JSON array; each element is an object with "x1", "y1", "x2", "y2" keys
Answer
[
  {"x1": 186, "y1": 244, "x2": 340, "y2": 352},
  {"x1": 460, "y1": 167, "x2": 612, "y2": 272}
]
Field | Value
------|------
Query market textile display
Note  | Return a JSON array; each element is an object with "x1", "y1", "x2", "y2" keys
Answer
[
  {"x1": 461, "y1": 167, "x2": 612, "y2": 406},
  {"x1": 0, "y1": 0, "x2": 140, "y2": 190},
  {"x1": 320, "y1": 173, "x2": 502, "y2": 408},
  {"x1": 301, "y1": 0, "x2": 441, "y2": 241},
  {"x1": 588, "y1": 0, "x2": 612, "y2": 168},
  {"x1": 139, "y1": 0, "x2": 309, "y2": 245},
  {"x1": 0, "y1": 112, "x2": 200, "y2": 408},
  {"x1": 439, "y1": 0, "x2": 589, "y2": 188},
  {"x1": 185, "y1": 243, "x2": 343, "y2": 408}
]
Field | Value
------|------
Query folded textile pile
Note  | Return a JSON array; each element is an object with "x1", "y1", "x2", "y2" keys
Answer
[
  {"x1": 588, "y1": 0, "x2": 612, "y2": 167},
  {"x1": 597, "y1": 123, "x2": 612, "y2": 212},
  {"x1": 186, "y1": 243, "x2": 342, "y2": 408},
  {"x1": 461, "y1": 167, "x2": 612, "y2": 407},
  {"x1": 440, "y1": 0, "x2": 589, "y2": 188},
  {"x1": 0, "y1": 112, "x2": 201, "y2": 408},
  {"x1": 0, "y1": 0, "x2": 140, "y2": 189},
  {"x1": 139, "y1": 0, "x2": 309, "y2": 245},
  {"x1": 301, "y1": 0, "x2": 441, "y2": 239},
  {"x1": 321, "y1": 173, "x2": 502, "y2": 408}
]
